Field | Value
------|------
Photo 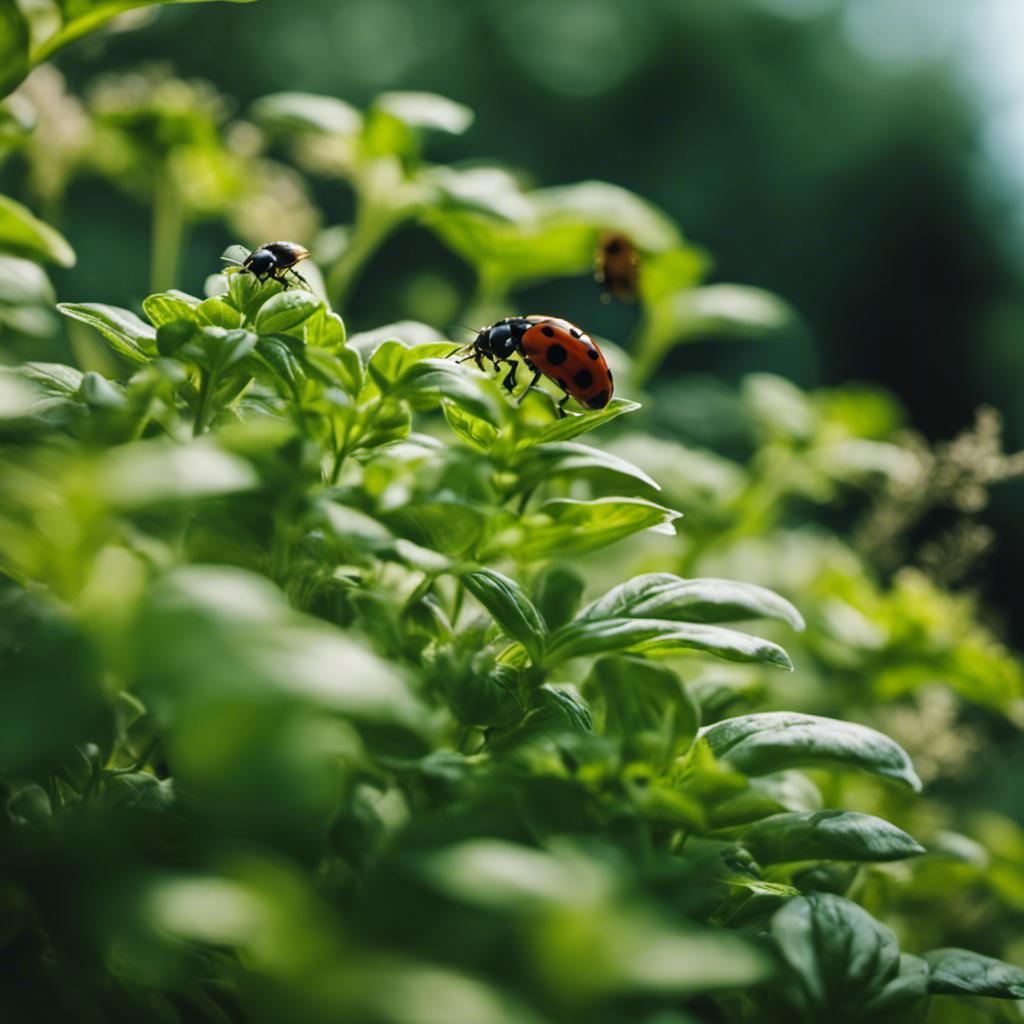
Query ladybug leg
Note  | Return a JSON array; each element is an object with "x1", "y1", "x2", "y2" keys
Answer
[
  {"x1": 500, "y1": 361, "x2": 518, "y2": 393},
  {"x1": 555, "y1": 390, "x2": 572, "y2": 419},
  {"x1": 515, "y1": 368, "x2": 543, "y2": 405}
]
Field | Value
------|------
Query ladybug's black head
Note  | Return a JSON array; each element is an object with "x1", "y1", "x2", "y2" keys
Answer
[
  {"x1": 243, "y1": 249, "x2": 276, "y2": 276},
  {"x1": 476, "y1": 320, "x2": 517, "y2": 359}
]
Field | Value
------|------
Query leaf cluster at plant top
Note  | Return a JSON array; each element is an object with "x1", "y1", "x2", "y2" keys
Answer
[{"x1": 3, "y1": 38, "x2": 1024, "y2": 1024}]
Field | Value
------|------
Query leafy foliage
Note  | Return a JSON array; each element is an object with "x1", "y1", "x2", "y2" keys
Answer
[{"x1": 1, "y1": 21, "x2": 1024, "y2": 1023}]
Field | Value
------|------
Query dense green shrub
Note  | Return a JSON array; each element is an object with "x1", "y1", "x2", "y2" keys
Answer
[{"x1": 3, "y1": 6, "x2": 1024, "y2": 1023}]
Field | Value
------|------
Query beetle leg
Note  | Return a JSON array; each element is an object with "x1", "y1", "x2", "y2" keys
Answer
[
  {"x1": 555, "y1": 389, "x2": 572, "y2": 418},
  {"x1": 515, "y1": 368, "x2": 543, "y2": 405},
  {"x1": 500, "y1": 361, "x2": 518, "y2": 393},
  {"x1": 286, "y1": 268, "x2": 313, "y2": 291}
]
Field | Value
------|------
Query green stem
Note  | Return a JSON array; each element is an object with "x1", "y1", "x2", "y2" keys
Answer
[
  {"x1": 151, "y1": 161, "x2": 186, "y2": 294},
  {"x1": 193, "y1": 371, "x2": 215, "y2": 436}
]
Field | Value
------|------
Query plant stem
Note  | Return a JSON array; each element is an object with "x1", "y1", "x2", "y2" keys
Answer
[{"x1": 193, "y1": 371, "x2": 215, "y2": 436}]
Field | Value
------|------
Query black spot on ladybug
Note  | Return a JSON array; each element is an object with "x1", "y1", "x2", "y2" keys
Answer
[
  {"x1": 607, "y1": 368, "x2": 614, "y2": 384},
  {"x1": 546, "y1": 343, "x2": 568, "y2": 365},
  {"x1": 574, "y1": 368, "x2": 594, "y2": 390},
  {"x1": 587, "y1": 348, "x2": 599, "y2": 361},
  {"x1": 569, "y1": 327, "x2": 582, "y2": 338},
  {"x1": 587, "y1": 389, "x2": 610, "y2": 409},
  {"x1": 541, "y1": 325, "x2": 555, "y2": 337}
]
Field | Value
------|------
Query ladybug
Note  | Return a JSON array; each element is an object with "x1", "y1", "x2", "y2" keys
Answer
[
  {"x1": 455, "y1": 315, "x2": 613, "y2": 417},
  {"x1": 595, "y1": 230, "x2": 640, "y2": 302},
  {"x1": 222, "y1": 241, "x2": 311, "y2": 289}
]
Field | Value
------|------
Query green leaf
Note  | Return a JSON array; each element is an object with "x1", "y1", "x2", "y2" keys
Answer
[
  {"x1": 443, "y1": 401, "x2": 500, "y2": 452},
  {"x1": 515, "y1": 398, "x2": 640, "y2": 449},
  {"x1": 19, "y1": 361, "x2": 84, "y2": 397},
  {"x1": 700, "y1": 712, "x2": 922, "y2": 791},
  {"x1": 304, "y1": 346, "x2": 363, "y2": 396},
  {"x1": 0, "y1": 1, "x2": 29, "y2": 100},
  {"x1": 532, "y1": 564, "x2": 585, "y2": 632},
  {"x1": 57, "y1": 302, "x2": 155, "y2": 364},
  {"x1": 197, "y1": 326, "x2": 258, "y2": 376},
  {"x1": 383, "y1": 499, "x2": 489, "y2": 558},
  {"x1": 98, "y1": 438, "x2": 260, "y2": 509},
  {"x1": 305, "y1": 305, "x2": 347, "y2": 348},
  {"x1": 0, "y1": 195, "x2": 73, "y2": 267},
  {"x1": 577, "y1": 573, "x2": 805, "y2": 631},
  {"x1": 251, "y1": 91, "x2": 362, "y2": 135},
  {"x1": 770, "y1": 894, "x2": 929, "y2": 1020},
  {"x1": 545, "y1": 619, "x2": 793, "y2": 670},
  {"x1": 922, "y1": 948, "x2": 1024, "y2": 998},
  {"x1": 740, "y1": 810, "x2": 925, "y2": 865},
  {"x1": 253, "y1": 289, "x2": 323, "y2": 335},
  {"x1": 142, "y1": 291, "x2": 202, "y2": 327},
  {"x1": 249, "y1": 335, "x2": 306, "y2": 393},
  {"x1": 460, "y1": 568, "x2": 548, "y2": 665},
  {"x1": 194, "y1": 295, "x2": 242, "y2": 329},
  {"x1": 583, "y1": 656, "x2": 699, "y2": 764},
  {"x1": 392, "y1": 358, "x2": 501, "y2": 425},
  {"x1": 484, "y1": 497, "x2": 679, "y2": 562},
  {"x1": 510, "y1": 441, "x2": 661, "y2": 493},
  {"x1": 376, "y1": 91, "x2": 473, "y2": 134}
]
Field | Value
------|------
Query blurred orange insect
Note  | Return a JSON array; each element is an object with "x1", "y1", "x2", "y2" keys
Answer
[{"x1": 594, "y1": 230, "x2": 640, "y2": 302}]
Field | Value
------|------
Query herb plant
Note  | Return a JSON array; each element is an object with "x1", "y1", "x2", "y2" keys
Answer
[{"x1": 2, "y1": 10, "x2": 1024, "y2": 1024}]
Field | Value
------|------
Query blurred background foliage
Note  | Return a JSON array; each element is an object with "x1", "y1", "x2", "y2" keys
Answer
[{"x1": 6, "y1": 0, "x2": 1024, "y2": 1021}]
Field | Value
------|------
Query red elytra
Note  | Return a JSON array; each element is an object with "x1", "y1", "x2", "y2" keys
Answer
[{"x1": 454, "y1": 315, "x2": 613, "y2": 417}]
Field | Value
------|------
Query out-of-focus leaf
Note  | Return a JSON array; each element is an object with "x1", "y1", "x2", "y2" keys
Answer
[
  {"x1": 921, "y1": 948, "x2": 1024, "y2": 998},
  {"x1": 0, "y1": 195, "x2": 74, "y2": 265},
  {"x1": 57, "y1": 302, "x2": 154, "y2": 364},
  {"x1": 578, "y1": 573, "x2": 805, "y2": 631},
  {"x1": 460, "y1": 568, "x2": 548, "y2": 665},
  {"x1": 98, "y1": 438, "x2": 260, "y2": 509},
  {"x1": 700, "y1": 712, "x2": 922, "y2": 791},
  {"x1": 376, "y1": 91, "x2": 473, "y2": 134},
  {"x1": 0, "y1": 1, "x2": 29, "y2": 99},
  {"x1": 740, "y1": 810, "x2": 925, "y2": 865},
  {"x1": 545, "y1": 618, "x2": 792, "y2": 670},
  {"x1": 484, "y1": 497, "x2": 679, "y2": 562},
  {"x1": 251, "y1": 91, "x2": 362, "y2": 135},
  {"x1": 383, "y1": 499, "x2": 489, "y2": 558}
]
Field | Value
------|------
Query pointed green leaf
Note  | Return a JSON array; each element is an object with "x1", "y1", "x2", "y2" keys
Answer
[
  {"x1": 700, "y1": 712, "x2": 922, "y2": 791},
  {"x1": 578, "y1": 573, "x2": 804, "y2": 631},
  {"x1": 57, "y1": 302, "x2": 154, "y2": 364},
  {"x1": 740, "y1": 810, "x2": 925, "y2": 865},
  {"x1": 484, "y1": 497, "x2": 679, "y2": 562},
  {"x1": 922, "y1": 948, "x2": 1024, "y2": 998},
  {"x1": 143, "y1": 291, "x2": 203, "y2": 327},
  {"x1": 460, "y1": 568, "x2": 548, "y2": 665},
  {"x1": 515, "y1": 398, "x2": 640, "y2": 449},
  {"x1": 0, "y1": 195, "x2": 74, "y2": 265},
  {"x1": 443, "y1": 401, "x2": 500, "y2": 452},
  {"x1": 510, "y1": 441, "x2": 661, "y2": 493},
  {"x1": 545, "y1": 618, "x2": 792, "y2": 670},
  {"x1": 393, "y1": 358, "x2": 501, "y2": 425}
]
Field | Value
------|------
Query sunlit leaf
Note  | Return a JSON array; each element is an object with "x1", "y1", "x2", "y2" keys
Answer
[{"x1": 57, "y1": 302, "x2": 154, "y2": 364}]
